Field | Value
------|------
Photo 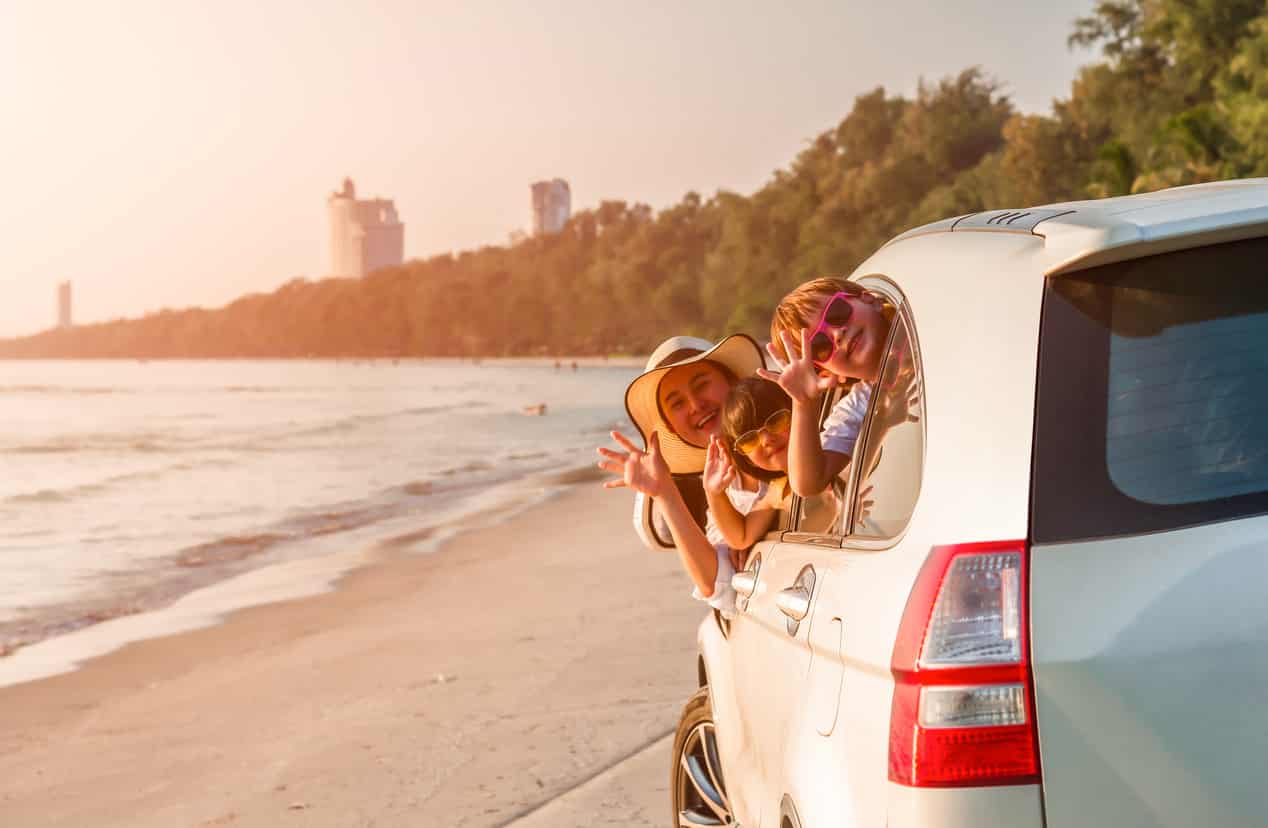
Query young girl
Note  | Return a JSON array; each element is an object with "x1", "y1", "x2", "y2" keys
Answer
[
  {"x1": 702, "y1": 377, "x2": 792, "y2": 560},
  {"x1": 758, "y1": 276, "x2": 914, "y2": 498}
]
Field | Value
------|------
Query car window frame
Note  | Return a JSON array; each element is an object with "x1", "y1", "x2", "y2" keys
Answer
[
  {"x1": 778, "y1": 275, "x2": 924, "y2": 549},
  {"x1": 840, "y1": 275, "x2": 926, "y2": 552},
  {"x1": 779, "y1": 385, "x2": 847, "y2": 544}
]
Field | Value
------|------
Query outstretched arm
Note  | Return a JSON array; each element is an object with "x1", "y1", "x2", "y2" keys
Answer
[
  {"x1": 735, "y1": 507, "x2": 778, "y2": 549},
  {"x1": 786, "y1": 398, "x2": 854, "y2": 496},
  {"x1": 597, "y1": 430, "x2": 721, "y2": 596},
  {"x1": 702, "y1": 436, "x2": 750, "y2": 551},
  {"x1": 757, "y1": 329, "x2": 847, "y2": 497}
]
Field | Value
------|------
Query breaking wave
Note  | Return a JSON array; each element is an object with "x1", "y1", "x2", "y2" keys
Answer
[
  {"x1": 4, "y1": 461, "x2": 212, "y2": 505},
  {"x1": 0, "y1": 384, "x2": 122, "y2": 396}
]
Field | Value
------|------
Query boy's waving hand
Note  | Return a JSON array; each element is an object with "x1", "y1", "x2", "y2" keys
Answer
[{"x1": 756, "y1": 329, "x2": 836, "y2": 405}]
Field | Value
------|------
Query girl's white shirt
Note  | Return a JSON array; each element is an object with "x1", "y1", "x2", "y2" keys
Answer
[{"x1": 698, "y1": 477, "x2": 778, "y2": 618}]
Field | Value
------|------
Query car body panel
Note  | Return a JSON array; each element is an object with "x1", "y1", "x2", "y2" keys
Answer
[
  {"x1": 886, "y1": 782, "x2": 1044, "y2": 827},
  {"x1": 723, "y1": 540, "x2": 819, "y2": 825},
  {"x1": 699, "y1": 602, "x2": 758, "y2": 823},
  {"x1": 883, "y1": 178, "x2": 1268, "y2": 278},
  {"x1": 853, "y1": 233, "x2": 1044, "y2": 545},
  {"x1": 785, "y1": 549, "x2": 910, "y2": 828},
  {"x1": 1030, "y1": 514, "x2": 1268, "y2": 828}
]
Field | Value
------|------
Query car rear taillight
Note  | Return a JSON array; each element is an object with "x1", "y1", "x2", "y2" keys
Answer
[{"x1": 888, "y1": 540, "x2": 1040, "y2": 788}]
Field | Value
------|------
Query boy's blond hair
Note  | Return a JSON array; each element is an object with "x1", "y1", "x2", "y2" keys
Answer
[{"x1": 770, "y1": 276, "x2": 893, "y2": 362}]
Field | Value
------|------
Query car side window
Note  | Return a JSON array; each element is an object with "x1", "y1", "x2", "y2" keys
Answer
[
  {"x1": 847, "y1": 303, "x2": 924, "y2": 540},
  {"x1": 786, "y1": 385, "x2": 847, "y2": 532},
  {"x1": 788, "y1": 384, "x2": 853, "y2": 536},
  {"x1": 1034, "y1": 235, "x2": 1268, "y2": 541}
]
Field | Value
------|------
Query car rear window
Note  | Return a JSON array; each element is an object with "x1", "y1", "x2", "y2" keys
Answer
[{"x1": 1032, "y1": 235, "x2": 1268, "y2": 544}]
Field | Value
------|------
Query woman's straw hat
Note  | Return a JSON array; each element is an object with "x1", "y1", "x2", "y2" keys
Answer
[{"x1": 624, "y1": 334, "x2": 766, "y2": 474}]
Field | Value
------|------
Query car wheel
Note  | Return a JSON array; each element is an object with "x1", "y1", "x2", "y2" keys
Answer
[{"x1": 671, "y1": 687, "x2": 734, "y2": 827}]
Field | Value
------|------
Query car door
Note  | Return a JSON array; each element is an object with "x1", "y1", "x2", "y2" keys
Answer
[
  {"x1": 781, "y1": 282, "x2": 927, "y2": 828},
  {"x1": 1029, "y1": 236, "x2": 1268, "y2": 828},
  {"x1": 723, "y1": 398, "x2": 853, "y2": 826},
  {"x1": 728, "y1": 288, "x2": 925, "y2": 825},
  {"x1": 828, "y1": 285, "x2": 927, "y2": 828},
  {"x1": 728, "y1": 539, "x2": 847, "y2": 824}
]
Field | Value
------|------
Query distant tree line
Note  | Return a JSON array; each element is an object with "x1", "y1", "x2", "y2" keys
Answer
[{"x1": 5, "y1": 1, "x2": 1267, "y2": 359}]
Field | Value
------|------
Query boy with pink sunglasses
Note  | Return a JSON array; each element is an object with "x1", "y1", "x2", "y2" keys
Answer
[{"x1": 758, "y1": 276, "x2": 911, "y2": 498}]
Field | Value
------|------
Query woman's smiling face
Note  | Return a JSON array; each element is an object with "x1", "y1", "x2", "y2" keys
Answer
[{"x1": 656, "y1": 362, "x2": 733, "y2": 448}]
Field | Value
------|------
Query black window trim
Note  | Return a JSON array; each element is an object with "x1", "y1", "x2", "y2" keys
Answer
[
  {"x1": 781, "y1": 386, "x2": 851, "y2": 543},
  {"x1": 1031, "y1": 234, "x2": 1268, "y2": 545}
]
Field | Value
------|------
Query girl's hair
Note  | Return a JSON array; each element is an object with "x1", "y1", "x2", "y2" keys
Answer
[
  {"x1": 769, "y1": 276, "x2": 895, "y2": 362},
  {"x1": 721, "y1": 376, "x2": 792, "y2": 482}
]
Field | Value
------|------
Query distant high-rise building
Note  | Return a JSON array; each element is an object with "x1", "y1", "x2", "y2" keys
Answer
[
  {"x1": 327, "y1": 178, "x2": 405, "y2": 277},
  {"x1": 56, "y1": 281, "x2": 71, "y2": 329},
  {"x1": 531, "y1": 179, "x2": 571, "y2": 236}
]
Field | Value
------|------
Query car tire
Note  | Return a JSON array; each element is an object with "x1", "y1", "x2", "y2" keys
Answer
[{"x1": 671, "y1": 686, "x2": 734, "y2": 827}]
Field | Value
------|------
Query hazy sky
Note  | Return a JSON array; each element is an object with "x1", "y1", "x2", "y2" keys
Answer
[{"x1": 0, "y1": 0, "x2": 1096, "y2": 337}]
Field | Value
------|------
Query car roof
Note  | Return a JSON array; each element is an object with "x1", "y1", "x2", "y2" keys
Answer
[{"x1": 882, "y1": 178, "x2": 1268, "y2": 275}]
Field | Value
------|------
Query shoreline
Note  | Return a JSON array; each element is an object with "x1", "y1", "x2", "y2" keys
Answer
[
  {"x1": 0, "y1": 355, "x2": 649, "y2": 367},
  {"x1": 0, "y1": 463, "x2": 604, "y2": 688},
  {"x1": 0, "y1": 481, "x2": 703, "y2": 826}
]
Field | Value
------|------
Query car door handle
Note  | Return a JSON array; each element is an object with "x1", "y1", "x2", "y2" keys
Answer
[
  {"x1": 731, "y1": 571, "x2": 756, "y2": 598},
  {"x1": 776, "y1": 586, "x2": 811, "y2": 621}
]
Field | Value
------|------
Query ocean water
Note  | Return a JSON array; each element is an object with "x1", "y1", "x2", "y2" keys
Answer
[{"x1": 0, "y1": 359, "x2": 639, "y2": 656}]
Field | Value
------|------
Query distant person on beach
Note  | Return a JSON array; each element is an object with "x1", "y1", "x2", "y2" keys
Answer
[
  {"x1": 702, "y1": 377, "x2": 793, "y2": 564},
  {"x1": 759, "y1": 276, "x2": 916, "y2": 498},
  {"x1": 596, "y1": 335, "x2": 763, "y2": 615}
]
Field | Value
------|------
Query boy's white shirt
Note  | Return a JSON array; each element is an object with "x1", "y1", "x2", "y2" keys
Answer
[{"x1": 821, "y1": 381, "x2": 872, "y2": 457}]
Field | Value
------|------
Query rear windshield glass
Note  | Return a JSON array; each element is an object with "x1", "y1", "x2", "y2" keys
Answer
[{"x1": 1033, "y1": 235, "x2": 1268, "y2": 544}]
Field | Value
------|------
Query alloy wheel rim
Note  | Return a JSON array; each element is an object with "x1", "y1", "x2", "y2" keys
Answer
[{"x1": 676, "y1": 720, "x2": 732, "y2": 827}]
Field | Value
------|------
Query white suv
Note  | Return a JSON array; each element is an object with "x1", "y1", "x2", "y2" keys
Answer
[{"x1": 666, "y1": 179, "x2": 1268, "y2": 827}]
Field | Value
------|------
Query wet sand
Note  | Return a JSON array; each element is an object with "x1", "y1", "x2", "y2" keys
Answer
[{"x1": 0, "y1": 483, "x2": 703, "y2": 826}]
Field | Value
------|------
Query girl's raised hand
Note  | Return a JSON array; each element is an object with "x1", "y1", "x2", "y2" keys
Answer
[
  {"x1": 756, "y1": 329, "x2": 836, "y2": 405},
  {"x1": 596, "y1": 430, "x2": 671, "y2": 498},
  {"x1": 703, "y1": 435, "x2": 737, "y2": 495}
]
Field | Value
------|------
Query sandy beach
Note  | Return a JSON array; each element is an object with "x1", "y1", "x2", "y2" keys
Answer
[{"x1": 0, "y1": 482, "x2": 704, "y2": 827}]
